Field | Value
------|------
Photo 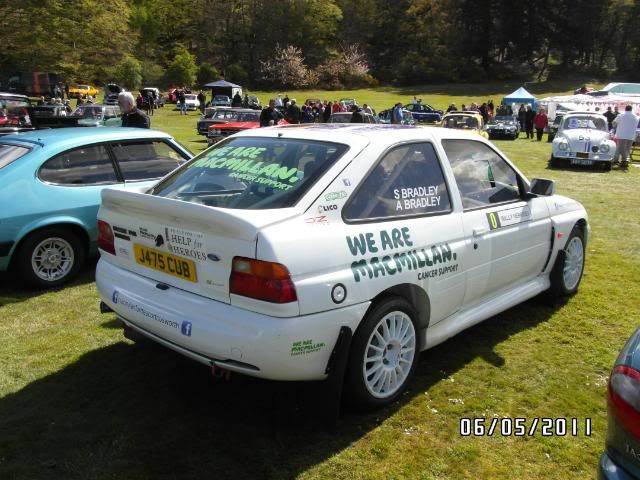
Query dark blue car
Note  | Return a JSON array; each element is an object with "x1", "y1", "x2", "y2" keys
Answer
[
  {"x1": 403, "y1": 103, "x2": 443, "y2": 123},
  {"x1": 600, "y1": 326, "x2": 640, "y2": 479}
]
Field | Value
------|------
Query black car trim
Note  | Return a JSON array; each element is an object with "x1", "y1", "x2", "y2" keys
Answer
[{"x1": 0, "y1": 241, "x2": 15, "y2": 256}]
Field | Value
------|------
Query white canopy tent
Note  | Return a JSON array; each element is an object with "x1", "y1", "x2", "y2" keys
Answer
[{"x1": 538, "y1": 93, "x2": 640, "y2": 120}]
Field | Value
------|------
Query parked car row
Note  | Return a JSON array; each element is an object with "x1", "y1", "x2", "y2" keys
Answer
[{"x1": 2, "y1": 121, "x2": 637, "y2": 475}]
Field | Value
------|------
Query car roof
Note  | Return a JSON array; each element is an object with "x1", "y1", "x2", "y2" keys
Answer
[
  {"x1": 563, "y1": 111, "x2": 607, "y2": 118},
  {"x1": 0, "y1": 127, "x2": 173, "y2": 149},
  {"x1": 0, "y1": 92, "x2": 29, "y2": 99},
  {"x1": 444, "y1": 111, "x2": 482, "y2": 116},
  {"x1": 233, "y1": 123, "x2": 482, "y2": 145}
]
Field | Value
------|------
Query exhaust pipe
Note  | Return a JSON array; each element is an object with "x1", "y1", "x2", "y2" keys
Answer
[{"x1": 99, "y1": 301, "x2": 113, "y2": 314}]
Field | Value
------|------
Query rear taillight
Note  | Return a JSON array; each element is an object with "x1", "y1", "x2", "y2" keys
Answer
[
  {"x1": 230, "y1": 257, "x2": 297, "y2": 303},
  {"x1": 97, "y1": 220, "x2": 115, "y2": 255},
  {"x1": 608, "y1": 365, "x2": 640, "y2": 439}
]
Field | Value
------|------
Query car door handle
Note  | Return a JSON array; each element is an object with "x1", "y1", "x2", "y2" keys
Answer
[{"x1": 473, "y1": 227, "x2": 488, "y2": 237}]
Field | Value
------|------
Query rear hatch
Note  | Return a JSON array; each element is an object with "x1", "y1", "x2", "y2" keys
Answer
[{"x1": 99, "y1": 188, "x2": 299, "y2": 303}]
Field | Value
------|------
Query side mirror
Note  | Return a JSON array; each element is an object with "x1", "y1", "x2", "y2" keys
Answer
[{"x1": 529, "y1": 178, "x2": 555, "y2": 197}]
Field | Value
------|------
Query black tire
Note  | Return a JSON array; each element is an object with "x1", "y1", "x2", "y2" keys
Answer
[
  {"x1": 549, "y1": 155, "x2": 562, "y2": 168},
  {"x1": 548, "y1": 226, "x2": 585, "y2": 298},
  {"x1": 14, "y1": 227, "x2": 86, "y2": 288},
  {"x1": 603, "y1": 162, "x2": 612, "y2": 172},
  {"x1": 345, "y1": 297, "x2": 420, "y2": 410}
]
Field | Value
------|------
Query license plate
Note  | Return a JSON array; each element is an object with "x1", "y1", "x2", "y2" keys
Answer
[
  {"x1": 576, "y1": 152, "x2": 589, "y2": 159},
  {"x1": 571, "y1": 159, "x2": 593, "y2": 166},
  {"x1": 133, "y1": 244, "x2": 197, "y2": 282}
]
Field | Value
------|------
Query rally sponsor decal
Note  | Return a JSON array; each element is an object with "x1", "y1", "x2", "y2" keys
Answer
[
  {"x1": 164, "y1": 226, "x2": 207, "y2": 262},
  {"x1": 291, "y1": 339, "x2": 325, "y2": 356},
  {"x1": 112, "y1": 225, "x2": 131, "y2": 241},
  {"x1": 112, "y1": 290, "x2": 179, "y2": 331},
  {"x1": 189, "y1": 146, "x2": 301, "y2": 190},
  {"x1": 345, "y1": 227, "x2": 459, "y2": 282},
  {"x1": 304, "y1": 215, "x2": 329, "y2": 224},
  {"x1": 318, "y1": 204, "x2": 338, "y2": 213},
  {"x1": 325, "y1": 191, "x2": 348, "y2": 201},
  {"x1": 393, "y1": 185, "x2": 442, "y2": 211},
  {"x1": 486, "y1": 205, "x2": 532, "y2": 231}
]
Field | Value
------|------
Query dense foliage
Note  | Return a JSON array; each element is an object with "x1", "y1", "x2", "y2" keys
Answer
[{"x1": 1, "y1": 0, "x2": 639, "y2": 88}]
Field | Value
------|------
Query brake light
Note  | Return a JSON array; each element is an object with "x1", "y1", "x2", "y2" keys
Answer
[
  {"x1": 230, "y1": 257, "x2": 297, "y2": 303},
  {"x1": 608, "y1": 365, "x2": 640, "y2": 439},
  {"x1": 97, "y1": 220, "x2": 115, "y2": 255}
]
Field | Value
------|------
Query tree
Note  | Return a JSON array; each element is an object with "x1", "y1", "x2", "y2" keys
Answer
[
  {"x1": 225, "y1": 64, "x2": 249, "y2": 86},
  {"x1": 111, "y1": 56, "x2": 143, "y2": 90},
  {"x1": 166, "y1": 47, "x2": 198, "y2": 87},
  {"x1": 260, "y1": 45, "x2": 318, "y2": 89},
  {"x1": 196, "y1": 63, "x2": 220, "y2": 87}
]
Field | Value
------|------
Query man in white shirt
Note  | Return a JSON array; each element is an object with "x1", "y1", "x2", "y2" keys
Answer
[{"x1": 613, "y1": 105, "x2": 639, "y2": 168}]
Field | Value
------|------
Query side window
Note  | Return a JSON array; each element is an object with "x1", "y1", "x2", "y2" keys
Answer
[
  {"x1": 442, "y1": 139, "x2": 521, "y2": 210},
  {"x1": 344, "y1": 142, "x2": 451, "y2": 221},
  {"x1": 111, "y1": 141, "x2": 185, "y2": 181},
  {"x1": 39, "y1": 145, "x2": 118, "y2": 185}
]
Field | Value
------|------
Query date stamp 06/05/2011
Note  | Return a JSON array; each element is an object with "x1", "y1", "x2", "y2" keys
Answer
[{"x1": 460, "y1": 417, "x2": 592, "y2": 437}]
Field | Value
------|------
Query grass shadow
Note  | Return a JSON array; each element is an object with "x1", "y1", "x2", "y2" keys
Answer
[
  {"x1": 0, "y1": 258, "x2": 98, "y2": 307},
  {"x1": 0, "y1": 293, "x2": 561, "y2": 479}
]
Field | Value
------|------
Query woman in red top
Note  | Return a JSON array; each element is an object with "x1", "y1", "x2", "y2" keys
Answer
[{"x1": 534, "y1": 109, "x2": 548, "y2": 141}]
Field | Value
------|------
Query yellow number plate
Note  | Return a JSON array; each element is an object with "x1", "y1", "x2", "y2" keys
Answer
[{"x1": 133, "y1": 244, "x2": 197, "y2": 282}]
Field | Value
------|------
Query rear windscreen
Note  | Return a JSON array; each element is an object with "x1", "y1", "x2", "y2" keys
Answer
[{"x1": 151, "y1": 137, "x2": 348, "y2": 209}]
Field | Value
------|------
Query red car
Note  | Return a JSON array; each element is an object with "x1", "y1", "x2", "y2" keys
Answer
[{"x1": 207, "y1": 111, "x2": 288, "y2": 145}]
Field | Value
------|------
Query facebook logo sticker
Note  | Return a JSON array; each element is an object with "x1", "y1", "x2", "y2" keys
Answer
[
  {"x1": 181, "y1": 321, "x2": 193, "y2": 337},
  {"x1": 112, "y1": 290, "x2": 119, "y2": 304}
]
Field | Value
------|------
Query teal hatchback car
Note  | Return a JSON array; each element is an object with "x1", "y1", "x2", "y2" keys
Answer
[{"x1": 0, "y1": 128, "x2": 192, "y2": 287}]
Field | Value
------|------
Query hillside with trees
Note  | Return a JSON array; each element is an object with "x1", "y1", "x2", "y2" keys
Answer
[{"x1": 1, "y1": 0, "x2": 639, "y2": 88}]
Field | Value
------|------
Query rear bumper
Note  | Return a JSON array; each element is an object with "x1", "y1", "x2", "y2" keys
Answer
[
  {"x1": 96, "y1": 259, "x2": 369, "y2": 381},
  {"x1": 598, "y1": 452, "x2": 637, "y2": 480}
]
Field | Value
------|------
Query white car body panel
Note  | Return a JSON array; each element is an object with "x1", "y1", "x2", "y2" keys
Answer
[{"x1": 96, "y1": 125, "x2": 589, "y2": 381}]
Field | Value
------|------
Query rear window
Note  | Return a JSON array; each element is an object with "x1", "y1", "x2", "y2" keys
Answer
[
  {"x1": 0, "y1": 97, "x2": 32, "y2": 127},
  {"x1": 151, "y1": 137, "x2": 348, "y2": 209},
  {"x1": 0, "y1": 144, "x2": 31, "y2": 169}
]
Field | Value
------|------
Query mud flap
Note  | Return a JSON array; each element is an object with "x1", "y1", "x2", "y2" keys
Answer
[{"x1": 319, "y1": 326, "x2": 353, "y2": 426}]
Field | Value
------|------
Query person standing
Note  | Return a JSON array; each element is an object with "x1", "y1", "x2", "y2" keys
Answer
[
  {"x1": 323, "y1": 101, "x2": 332, "y2": 122},
  {"x1": 232, "y1": 91, "x2": 242, "y2": 107},
  {"x1": 260, "y1": 99, "x2": 284, "y2": 127},
  {"x1": 525, "y1": 106, "x2": 535, "y2": 139},
  {"x1": 534, "y1": 109, "x2": 548, "y2": 141},
  {"x1": 197, "y1": 91, "x2": 206, "y2": 114},
  {"x1": 350, "y1": 106, "x2": 365, "y2": 123},
  {"x1": 612, "y1": 105, "x2": 639, "y2": 169},
  {"x1": 177, "y1": 88, "x2": 187, "y2": 115},
  {"x1": 118, "y1": 91, "x2": 150, "y2": 128},
  {"x1": 517, "y1": 104, "x2": 526, "y2": 135},
  {"x1": 362, "y1": 103, "x2": 373, "y2": 115},
  {"x1": 392, "y1": 102, "x2": 403, "y2": 124},
  {"x1": 604, "y1": 106, "x2": 616, "y2": 131},
  {"x1": 287, "y1": 99, "x2": 301, "y2": 124}
]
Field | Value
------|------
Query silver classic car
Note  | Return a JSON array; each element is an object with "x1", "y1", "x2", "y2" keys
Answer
[{"x1": 550, "y1": 112, "x2": 616, "y2": 171}]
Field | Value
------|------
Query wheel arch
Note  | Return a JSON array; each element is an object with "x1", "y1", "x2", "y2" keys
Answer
[
  {"x1": 361, "y1": 283, "x2": 431, "y2": 333},
  {"x1": 10, "y1": 221, "x2": 91, "y2": 268}
]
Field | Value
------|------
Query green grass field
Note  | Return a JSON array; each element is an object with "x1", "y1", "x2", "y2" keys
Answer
[{"x1": 1, "y1": 81, "x2": 639, "y2": 480}]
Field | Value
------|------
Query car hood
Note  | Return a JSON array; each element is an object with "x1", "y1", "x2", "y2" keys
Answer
[{"x1": 557, "y1": 129, "x2": 611, "y2": 142}]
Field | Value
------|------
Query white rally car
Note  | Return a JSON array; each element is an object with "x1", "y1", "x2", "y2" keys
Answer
[
  {"x1": 96, "y1": 124, "x2": 589, "y2": 409},
  {"x1": 550, "y1": 112, "x2": 616, "y2": 170}
]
